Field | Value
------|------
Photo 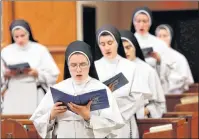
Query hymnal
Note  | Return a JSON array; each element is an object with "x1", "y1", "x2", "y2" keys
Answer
[
  {"x1": 7, "y1": 63, "x2": 30, "y2": 71},
  {"x1": 141, "y1": 47, "x2": 153, "y2": 58},
  {"x1": 50, "y1": 87, "x2": 110, "y2": 111},
  {"x1": 103, "y1": 72, "x2": 129, "y2": 92}
]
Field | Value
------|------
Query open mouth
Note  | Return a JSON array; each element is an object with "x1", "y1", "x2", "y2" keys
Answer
[
  {"x1": 76, "y1": 75, "x2": 82, "y2": 77},
  {"x1": 140, "y1": 29, "x2": 144, "y2": 32},
  {"x1": 106, "y1": 52, "x2": 112, "y2": 55}
]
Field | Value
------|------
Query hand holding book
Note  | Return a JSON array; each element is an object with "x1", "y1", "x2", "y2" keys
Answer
[
  {"x1": 103, "y1": 72, "x2": 129, "y2": 92},
  {"x1": 141, "y1": 47, "x2": 153, "y2": 58},
  {"x1": 68, "y1": 101, "x2": 92, "y2": 121},
  {"x1": 4, "y1": 62, "x2": 31, "y2": 77},
  {"x1": 4, "y1": 69, "x2": 19, "y2": 78},
  {"x1": 50, "y1": 87, "x2": 110, "y2": 112},
  {"x1": 23, "y1": 68, "x2": 38, "y2": 78},
  {"x1": 149, "y1": 52, "x2": 161, "y2": 63},
  {"x1": 108, "y1": 83, "x2": 114, "y2": 92},
  {"x1": 50, "y1": 102, "x2": 67, "y2": 120}
]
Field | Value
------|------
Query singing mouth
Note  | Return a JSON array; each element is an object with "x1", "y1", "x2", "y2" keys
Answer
[
  {"x1": 106, "y1": 52, "x2": 111, "y2": 55},
  {"x1": 140, "y1": 29, "x2": 144, "y2": 32}
]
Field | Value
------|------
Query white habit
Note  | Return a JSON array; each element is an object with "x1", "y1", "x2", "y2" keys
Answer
[
  {"x1": 134, "y1": 32, "x2": 174, "y2": 93},
  {"x1": 162, "y1": 48, "x2": 194, "y2": 94},
  {"x1": 1, "y1": 41, "x2": 60, "y2": 114},
  {"x1": 30, "y1": 77, "x2": 124, "y2": 138},
  {"x1": 95, "y1": 55, "x2": 151, "y2": 138},
  {"x1": 133, "y1": 58, "x2": 166, "y2": 118}
]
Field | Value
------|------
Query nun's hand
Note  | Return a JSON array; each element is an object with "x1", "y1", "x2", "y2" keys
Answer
[
  {"x1": 50, "y1": 102, "x2": 67, "y2": 120},
  {"x1": 68, "y1": 101, "x2": 92, "y2": 121},
  {"x1": 4, "y1": 69, "x2": 18, "y2": 77},
  {"x1": 23, "y1": 68, "x2": 38, "y2": 77},
  {"x1": 144, "y1": 107, "x2": 150, "y2": 116},
  {"x1": 108, "y1": 83, "x2": 114, "y2": 92},
  {"x1": 149, "y1": 52, "x2": 161, "y2": 63}
]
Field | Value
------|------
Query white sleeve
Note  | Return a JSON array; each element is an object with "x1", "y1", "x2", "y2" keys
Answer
[
  {"x1": 1, "y1": 58, "x2": 8, "y2": 93},
  {"x1": 30, "y1": 90, "x2": 55, "y2": 138},
  {"x1": 35, "y1": 47, "x2": 60, "y2": 85},
  {"x1": 84, "y1": 87, "x2": 124, "y2": 138},
  {"x1": 146, "y1": 101, "x2": 166, "y2": 118}
]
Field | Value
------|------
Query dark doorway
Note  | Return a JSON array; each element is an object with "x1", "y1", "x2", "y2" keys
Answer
[{"x1": 83, "y1": 6, "x2": 96, "y2": 50}]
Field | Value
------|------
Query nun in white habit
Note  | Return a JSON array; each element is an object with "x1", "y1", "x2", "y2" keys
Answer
[
  {"x1": 1, "y1": 58, "x2": 7, "y2": 111},
  {"x1": 1, "y1": 19, "x2": 60, "y2": 114},
  {"x1": 155, "y1": 24, "x2": 194, "y2": 94},
  {"x1": 132, "y1": 7, "x2": 175, "y2": 93},
  {"x1": 1, "y1": 58, "x2": 7, "y2": 93},
  {"x1": 120, "y1": 30, "x2": 166, "y2": 118},
  {"x1": 94, "y1": 25, "x2": 151, "y2": 138},
  {"x1": 30, "y1": 41, "x2": 124, "y2": 138}
]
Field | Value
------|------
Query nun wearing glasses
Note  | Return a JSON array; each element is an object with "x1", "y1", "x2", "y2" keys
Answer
[{"x1": 30, "y1": 40, "x2": 124, "y2": 138}]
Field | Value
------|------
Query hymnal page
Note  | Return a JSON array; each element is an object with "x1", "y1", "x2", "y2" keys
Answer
[{"x1": 50, "y1": 87, "x2": 110, "y2": 111}]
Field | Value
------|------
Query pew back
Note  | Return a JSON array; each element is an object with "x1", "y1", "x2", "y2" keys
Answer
[
  {"x1": 143, "y1": 129, "x2": 174, "y2": 138},
  {"x1": 166, "y1": 93, "x2": 198, "y2": 111},
  {"x1": 137, "y1": 118, "x2": 186, "y2": 139},
  {"x1": 1, "y1": 119, "x2": 29, "y2": 138}
]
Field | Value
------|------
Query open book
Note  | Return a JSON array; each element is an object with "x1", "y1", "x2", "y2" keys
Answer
[
  {"x1": 1, "y1": 58, "x2": 30, "y2": 75},
  {"x1": 50, "y1": 87, "x2": 110, "y2": 111},
  {"x1": 7, "y1": 63, "x2": 30, "y2": 71},
  {"x1": 103, "y1": 72, "x2": 129, "y2": 92},
  {"x1": 141, "y1": 47, "x2": 153, "y2": 58}
]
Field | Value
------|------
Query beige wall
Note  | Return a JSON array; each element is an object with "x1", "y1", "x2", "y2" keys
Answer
[{"x1": 76, "y1": 1, "x2": 120, "y2": 40}]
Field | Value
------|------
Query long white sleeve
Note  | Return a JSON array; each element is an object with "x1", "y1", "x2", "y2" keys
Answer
[
  {"x1": 30, "y1": 91, "x2": 55, "y2": 138},
  {"x1": 35, "y1": 47, "x2": 60, "y2": 85},
  {"x1": 84, "y1": 88, "x2": 124, "y2": 138}
]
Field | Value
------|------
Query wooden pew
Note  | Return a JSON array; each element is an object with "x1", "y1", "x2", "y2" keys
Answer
[
  {"x1": 185, "y1": 83, "x2": 199, "y2": 93},
  {"x1": 174, "y1": 103, "x2": 199, "y2": 138},
  {"x1": 16, "y1": 119, "x2": 41, "y2": 138},
  {"x1": 165, "y1": 93, "x2": 198, "y2": 112},
  {"x1": 175, "y1": 102, "x2": 198, "y2": 112},
  {"x1": 163, "y1": 112, "x2": 198, "y2": 138},
  {"x1": 1, "y1": 115, "x2": 40, "y2": 138},
  {"x1": 137, "y1": 118, "x2": 186, "y2": 139},
  {"x1": 143, "y1": 129, "x2": 174, "y2": 138},
  {"x1": 16, "y1": 119, "x2": 58, "y2": 139},
  {"x1": 1, "y1": 114, "x2": 31, "y2": 119},
  {"x1": 1, "y1": 119, "x2": 29, "y2": 138}
]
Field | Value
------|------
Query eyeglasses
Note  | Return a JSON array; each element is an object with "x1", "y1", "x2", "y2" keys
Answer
[{"x1": 69, "y1": 62, "x2": 89, "y2": 70}]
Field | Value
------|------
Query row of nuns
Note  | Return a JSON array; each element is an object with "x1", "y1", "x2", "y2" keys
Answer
[{"x1": 1, "y1": 6, "x2": 194, "y2": 138}]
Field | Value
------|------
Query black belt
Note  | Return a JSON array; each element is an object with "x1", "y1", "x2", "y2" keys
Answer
[{"x1": 37, "y1": 85, "x2": 47, "y2": 94}]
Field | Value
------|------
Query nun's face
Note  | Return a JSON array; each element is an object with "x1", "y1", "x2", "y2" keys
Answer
[
  {"x1": 134, "y1": 13, "x2": 150, "y2": 35},
  {"x1": 99, "y1": 35, "x2": 118, "y2": 59},
  {"x1": 68, "y1": 53, "x2": 90, "y2": 82},
  {"x1": 13, "y1": 28, "x2": 29, "y2": 46},
  {"x1": 122, "y1": 40, "x2": 136, "y2": 61},
  {"x1": 156, "y1": 29, "x2": 170, "y2": 46}
]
